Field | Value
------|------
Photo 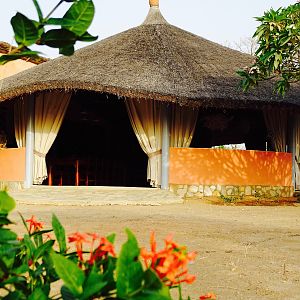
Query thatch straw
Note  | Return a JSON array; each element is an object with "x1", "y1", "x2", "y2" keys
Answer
[{"x1": 0, "y1": 8, "x2": 299, "y2": 108}]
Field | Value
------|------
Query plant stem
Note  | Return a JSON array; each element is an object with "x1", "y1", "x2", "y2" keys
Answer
[
  {"x1": 32, "y1": 0, "x2": 43, "y2": 22},
  {"x1": 44, "y1": 0, "x2": 64, "y2": 21}
]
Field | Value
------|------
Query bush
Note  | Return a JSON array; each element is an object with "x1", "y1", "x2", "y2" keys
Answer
[{"x1": 0, "y1": 190, "x2": 215, "y2": 300}]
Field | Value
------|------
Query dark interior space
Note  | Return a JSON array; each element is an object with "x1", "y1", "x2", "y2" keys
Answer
[
  {"x1": 0, "y1": 101, "x2": 17, "y2": 148},
  {"x1": 191, "y1": 108, "x2": 270, "y2": 151},
  {"x1": 46, "y1": 91, "x2": 149, "y2": 187}
]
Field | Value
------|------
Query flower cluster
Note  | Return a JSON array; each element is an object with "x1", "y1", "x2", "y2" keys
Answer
[
  {"x1": 68, "y1": 231, "x2": 115, "y2": 266},
  {"x1": 25, "y1": 215, "x2": 44, "y2": 234},
  {"x1": 140, "y1": 232, "x2": 196, "y2": 286}
]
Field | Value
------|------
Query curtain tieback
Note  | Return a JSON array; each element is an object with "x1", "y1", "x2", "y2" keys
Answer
[
  {"x1": 148, "y1": 150, "x2": 162, "y2": 158},
  {"x1": 34, "y1": 150, "x2": 46, "y2": 158}
]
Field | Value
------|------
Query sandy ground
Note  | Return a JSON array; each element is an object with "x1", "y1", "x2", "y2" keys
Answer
[{"x1": 10, "y1": 202, "x2": 300, "y2": 300}]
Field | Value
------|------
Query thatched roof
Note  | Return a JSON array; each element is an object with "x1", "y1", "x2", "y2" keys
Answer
[
  {"x1": 0, "y1": 6, "x2": 299, "y2": 108},
  {"x1": 0, "y1": 41, "x2": 48, "y2": 65}
]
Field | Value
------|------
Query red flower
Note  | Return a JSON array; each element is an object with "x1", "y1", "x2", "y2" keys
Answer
[
  {"x1": 88, "y1": 236, "x2": 116, "y2": 264},
  {"x1": 68, "y1": 232, "x2": 89, "y2": 261},
  {"x1": 200, "y1": 293, "x2": 217, "y2": 299},
  {"x1": 25, "y1": 215, "x2": 44, "y2": 234},
  {"x1": 140, "y1": 232, "x2": 196, "y2": 286}
]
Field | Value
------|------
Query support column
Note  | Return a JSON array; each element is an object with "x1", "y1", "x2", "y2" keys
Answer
[
  {"x1": 161, "y1": 104, "x2": 170, "y2": 190},
  {"x1": 288, "y1": 113, "x2": 296, "y2": 189},
  {"x1": 24, "y1": 95, "x2": 35, "y2": 189}
]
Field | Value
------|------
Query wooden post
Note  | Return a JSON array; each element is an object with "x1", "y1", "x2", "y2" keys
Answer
[
  {"x1": 24, "y1": 95, "x2": 35, "y2": 189},
  {"x1": 161, "y1": 105, "x2": 170, "y2": 190}
]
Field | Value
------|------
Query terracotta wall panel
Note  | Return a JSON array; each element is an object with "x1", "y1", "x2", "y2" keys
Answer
[
  {"x1": 0, "y1": 148, "x2": 26, "y2": 181},
  {"x1": 169, "y1": 148, "x2": 292, "y2": 186}
]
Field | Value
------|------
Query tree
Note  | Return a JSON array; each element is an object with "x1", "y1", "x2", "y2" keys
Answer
[
  {"x1": 238, "y1": 2, "x2": 300, "y2": 95},
  {"x1": 0, "y1": 0, "x2": 97, "y2": 65}
]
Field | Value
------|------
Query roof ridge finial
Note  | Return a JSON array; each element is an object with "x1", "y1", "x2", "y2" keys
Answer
[{"x1": 149, "y1": 0, "x2": 159, "y2": 7}]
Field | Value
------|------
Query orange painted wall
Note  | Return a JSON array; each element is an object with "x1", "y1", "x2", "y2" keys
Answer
[
  {"x1": 169, "y1": 148, "x2": 292, "y2": 186},
  {"x1": 0, "y1": 148, "x2": 26, "y2": 181}
]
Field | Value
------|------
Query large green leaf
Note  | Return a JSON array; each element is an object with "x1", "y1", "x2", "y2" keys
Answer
[
  {"x1": 116, "y1": 229, "x2": 144, "y2": 299},
  {"x1": 80, "y1": 267, "x2": 107, "y2": 300},
  {"x1": 41, "y1": 29, "x2": 77, "y2": 48},
  {"x1": 78, "y1": 31, "x2": 98, "y2": 42},
  {"x1": 28, "y1": 288, "x2": 47, "y2": 300},
  {"x1": 51, "y1": 252, "x2": 85, "y2": 297},
  {"x1": 11, "y1": 12, "x2": 39, "y2": 46},
  {"x1": 62, "y1": 0, "x2": 95, "y2": 36},
  {"x1": 0, "y1": 228, "x2": 17, "y2": 242},
  {"x1": 132, "y1": 269, "x2": 171, "y2": 300},
  {"x1": 52, "y1": 214, "x2": 67, "y2": 253},
  {"x1": 0, "y1": 191, "x2": 16, "y2": 214},
  {"x1": 34, "y1": 240, "x2": 55, "y2": 261}
]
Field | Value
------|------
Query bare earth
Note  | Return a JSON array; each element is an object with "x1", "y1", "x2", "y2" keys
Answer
[{"x1": 11, "y1": 202, "x2": 300, "y2": 300}]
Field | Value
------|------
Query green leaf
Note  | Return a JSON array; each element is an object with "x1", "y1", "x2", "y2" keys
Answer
[
  {"x1": 61, "y1": 286, "x2": 77, "y2": 300},
  {"x1": 0, "y1": 51, "x2": 40, "y2": 65},
  {"x1": 34, "y1": 240, "x2": 55, "y2": 261},
  {"x1": 0, "y1": 228, "x2": 17, "y2": 242},
  {"x1": 116, "y1": 229, "x2": 144, "y2": 299},
  {"x1": 132, "y1": 269, "x2": 171, "y2": 300},
  {"x1": 11, "y1": 12, "x2": 39, "y2": 46},
  {"x1": 28, "y1": 287, "x2": 47, "y2": 300},
  {"x1": 46, "y1": 18, "x2": 79, "y2": 26},
  {"x1": 77, "y1": 31, "x2": 98, "y2": 42},
  {"x1": 41, "y1": 29, "x2": 77, "y2": 48},
  {"x1": 51, "y1": 252, "x2": 85, "y2": 297},
  {"x1": 59, "y1": 45, "x2": 75, "y2": 56},
  {"x1": 106, "y1": 233, "x2": 116, "y2": 244},
  {"x1": 80, "y1": 268, "x2": 107, "y2": 300},
  {"x1": 0, "y1": 191, "x2": 16, "y2": 214},
  {"x1": 52, "y1": 214, "x2": 67, "y2": 253},
  {"x1": 63, "y1": 0, "x2": 95, "y2": 36},
  {"x1": 32, "y1": 0, "x2": 43, "y2": 22}
]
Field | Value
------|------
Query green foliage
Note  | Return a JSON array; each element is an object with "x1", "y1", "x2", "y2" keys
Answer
[
  {"x1": 1, "y1": 0, "x2": 98, "y2": 65},
  {"x1": 238, "y1": 3, "x2": 300, "y2": 95},
  {"x1": 0, "y1": 191, "x2": 197, "y2": 300}
]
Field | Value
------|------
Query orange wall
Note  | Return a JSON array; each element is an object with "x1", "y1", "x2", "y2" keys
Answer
[
  {"x1": 0, "y1": 148, "x2": 26, "y2": 181},
  {"x1": 169, "y1": 148, "x2": 292, "y2": 186}
]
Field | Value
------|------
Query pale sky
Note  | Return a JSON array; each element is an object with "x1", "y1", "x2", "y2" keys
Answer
[{"x1": 0, "y1": 0, "x2": 295, "y2": 58}]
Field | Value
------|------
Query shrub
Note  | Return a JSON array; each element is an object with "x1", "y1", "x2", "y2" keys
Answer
[{"x1": 0, "y1": 190, "x2": 215, "y2": 300}]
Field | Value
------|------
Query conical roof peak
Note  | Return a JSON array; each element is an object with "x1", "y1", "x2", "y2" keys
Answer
[{"x1": 142, "y1": 5, "x2": 168, "y2": 25}]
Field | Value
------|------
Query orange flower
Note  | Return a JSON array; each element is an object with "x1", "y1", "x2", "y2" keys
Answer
[
  {"x1": 88, "y1": 237, "x2": 116, "y2": 264},
  {"x1": 140, "y1": 232, "x2": 196, "y2": 286},
  {"x1": 25, "y1": 215, "x2": 44, "y2": 234},
  {"x1": 68, "y1": 232, "x2": 89, "y2": 261},
  {"x1": 199, "y1": 293, "x2": 217, "y2": 299}
]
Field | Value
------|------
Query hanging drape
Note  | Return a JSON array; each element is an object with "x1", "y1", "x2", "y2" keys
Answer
[
  {"x1": 14, "y1": 92, "x2": 71, "y2": 184},
  {"x1": 14, "y1": 97, "x2": 28, "y2": 148},
  {"x1": 294, "y1": 116, "x2": 300, "y2": 189},
  {"x1": 125, "y1": 98, "x2": 163, "y2": 187},
  {"x1": 170, "y1": 104, "x2": 198, "y2": 148},
  {"x1": 33, "y1": 92, "x2": 71, "y2": 184},
  {"x1": 126, "y1": 99, "x2": 199, "y2": 187},
  {"x1": 263, "y1": 107, "x2": 288, "y2": 152}
]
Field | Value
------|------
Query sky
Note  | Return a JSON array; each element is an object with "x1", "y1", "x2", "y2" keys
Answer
[{"x1": 0, "y1": 0, "x2": 295, "y2": 58}]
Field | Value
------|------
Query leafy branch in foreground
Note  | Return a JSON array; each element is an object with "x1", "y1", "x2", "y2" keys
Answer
[
  {"x1": 0, "y1": 0, "x2": 98, "y2": 65},
  {"x1": 238, "y1": 2, "x2": 300, "y2": 95}
]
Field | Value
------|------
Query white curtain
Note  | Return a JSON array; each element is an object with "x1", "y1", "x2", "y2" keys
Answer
[
  {"x1": 33, "y1": 92, "x2": 71, "y2": 184},
  {"x1": 263, "y1": 107, "x2": 288, "y2": 152},
  {"x1": 170, "y1": 104, "x2": 198, "y2": 148},
  {"x1": 126, "y1": 100, "x2": 199, "y2": 187},
  {"x1": 125, "y1": 98, "x2": 163, "y2": 187},
  {"x1": 14, "y1": 92, "x2": 71, "y2": 184},
  {"x1": 294, "y1": 115, "x2": 300, "y2": 189}
]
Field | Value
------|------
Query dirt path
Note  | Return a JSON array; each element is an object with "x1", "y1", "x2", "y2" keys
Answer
[{"x1": 11, "y1": 203, "x2": 300, "y2": 300}]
